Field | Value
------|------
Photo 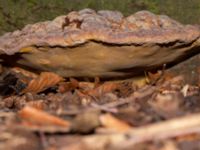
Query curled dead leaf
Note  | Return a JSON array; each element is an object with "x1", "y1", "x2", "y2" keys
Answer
[
  {"x1": 21, "y1": 72, "x2": 64, "y2": 94},
  {"x1": 58, "y1": 78, "x2": 79, "y2": 93}
]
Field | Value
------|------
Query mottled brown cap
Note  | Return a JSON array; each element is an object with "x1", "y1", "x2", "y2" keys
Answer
[{"x1": 0, "y1": 8, "x2": 199, "y2": 55}]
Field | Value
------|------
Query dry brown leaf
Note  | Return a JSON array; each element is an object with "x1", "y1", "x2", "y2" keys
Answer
[
  {"x1": 78, "y1": 82, "x2": 95, "y2": 90},
  {"x1": 94, "y1": 77, "x2": 101, "y2": 88},
  {"x1": 75, "y1": 82, "x2": 119, "y2": 101},
  {"x1": 84, "y1": 82, "x2": 119, "y2": 97},
  {"x1": 18, "y1": 106, "x2": 71, "y2": 127},
  {"x1": 147, "y1": 71, "x2": 162, "y2": 82},
  {"x1": 58, "y1": 78, "x2": 79, "y2": 93},
  {"x1": 21, "y1": 72, "x2": 64, "y2": 94},
  {"x1": 99, "y1": 113, "x2": 132, "y2": 132},
  {"x1": 147, "y1": 71, "x2": 174, "y2": 84},
  {"x1": 11, "y1": 67, "x2": 38, "y2": 79}
]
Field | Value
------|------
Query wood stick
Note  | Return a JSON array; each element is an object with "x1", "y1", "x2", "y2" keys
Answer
[{"x1": 81, "y1": 113, "x2": 200, "y2": 149}]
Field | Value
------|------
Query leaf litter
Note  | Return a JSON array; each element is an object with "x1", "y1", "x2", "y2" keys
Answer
[{"x1": 0, "y1": 66, "x2": 199, "y2": 150}]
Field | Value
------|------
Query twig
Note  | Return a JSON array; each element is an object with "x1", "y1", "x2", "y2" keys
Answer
[
  {"x1": 90, "y1": 103, "x2": 118, "y2": 113},
  {"x1": 124, "y1": 113, "x2": 200, "y2": 145},
  {"x1": 81, "y1": 112, "x2": 200, "y2": 149}
]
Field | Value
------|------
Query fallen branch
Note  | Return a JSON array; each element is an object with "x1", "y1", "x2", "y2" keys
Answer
[{"x1": 81, "y1": 113, "x2": 200, "y2": 149}]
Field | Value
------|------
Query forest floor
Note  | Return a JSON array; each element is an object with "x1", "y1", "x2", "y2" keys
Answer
[{"x1": 0, "y1": 54, "x2": 199, "y2": 150}]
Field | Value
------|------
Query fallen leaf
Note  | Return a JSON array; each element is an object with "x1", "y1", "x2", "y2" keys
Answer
[
  {"x1": 99, "y1": 113, "x2": 132, "y2": 132},
  {"x1": 84, "y1": 82, "x2": 119, "y2": 97},
  {"x1": 58, "y1": 78, "x2": 79, "y2": 93},
  {"x1": 18, "y1": 106, "x2": 70, "y2": 127},
  {"x1": 21, "y1": 72, "x2": 64, "y2": 94}
]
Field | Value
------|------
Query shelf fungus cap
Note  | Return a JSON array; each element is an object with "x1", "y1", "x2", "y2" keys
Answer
[{"x1": 0, "y1": 9, "x2": 199, "y2": 77}]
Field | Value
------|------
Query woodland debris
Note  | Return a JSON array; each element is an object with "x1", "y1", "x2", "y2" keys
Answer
[
  {"x1": 18, "y1": 106, "x2": 71, "y2": 132},
  {"x1": 0, "y1": 8, "x2": 199, "y2": 150},
  {"x1": 21, "y1": 72, "x2": 64, "y2": 94},
  {"x1": 78, "y1": 113, "x2": 200, "y2": 149},
  {"x1": 99, "y1": 113, "x2": 132, "y2": 132}
]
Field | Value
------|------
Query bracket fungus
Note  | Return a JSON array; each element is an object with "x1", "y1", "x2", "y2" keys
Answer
[{"x1": 0, "y1": 9, "x2": 199, "y2": 78}]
